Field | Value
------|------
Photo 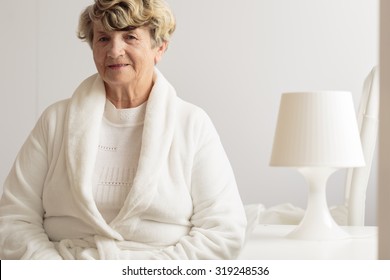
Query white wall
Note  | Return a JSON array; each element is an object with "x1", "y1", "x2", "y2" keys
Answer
[{"x1": 0, "y1": 0, "x2": 378, "y2": 225}]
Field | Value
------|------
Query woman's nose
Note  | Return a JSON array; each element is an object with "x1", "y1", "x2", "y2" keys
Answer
[{"x1": 107, "y1": 38, "x2": 125, "y2": 58}]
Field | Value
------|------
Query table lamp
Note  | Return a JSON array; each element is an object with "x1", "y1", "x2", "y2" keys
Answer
[{"x1": 270, "y1": 91, "x2": 365, "y2": 240}]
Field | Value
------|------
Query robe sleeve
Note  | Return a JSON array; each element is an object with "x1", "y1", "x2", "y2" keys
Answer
[
  {"x1": 152, "y1": 114, "x2": 247, "y2": 259},
  {"x1": 0, "y1": 111, "x2": 63, "y2": 259}
]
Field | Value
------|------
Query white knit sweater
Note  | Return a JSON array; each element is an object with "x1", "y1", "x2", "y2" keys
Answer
[
  {"x1": 0, "y1": 69, "x2": 247, "y2": 260},
  {"x1": 93, "y1": 101, "x2": 146, "y2": 223}
]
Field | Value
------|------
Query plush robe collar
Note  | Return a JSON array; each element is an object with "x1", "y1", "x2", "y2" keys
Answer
[{"x1": 65, "y1": 69, "x2": 177, "y2": 240}]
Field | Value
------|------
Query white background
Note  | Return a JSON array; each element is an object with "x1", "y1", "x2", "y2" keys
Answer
[{"x1": 0, "y1": 0, "x2": 378, "y2": 224}]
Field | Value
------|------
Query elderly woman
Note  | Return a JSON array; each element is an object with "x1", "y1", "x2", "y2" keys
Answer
[{"x1": 0, "y1": 0, "x2": 246, "y2": 260}]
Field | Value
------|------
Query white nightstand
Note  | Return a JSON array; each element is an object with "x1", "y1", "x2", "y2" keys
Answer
[{"x1": 239, "y1": 224, "x2": 377, "y2": 259}]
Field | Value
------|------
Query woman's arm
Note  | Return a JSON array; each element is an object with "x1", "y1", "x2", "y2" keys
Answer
[
  {"x1": 0, "y1": 112, "x2": 62, "y2": 259},
  {"x1": 152, "y1": 126, "x2": 247, "y2": 259}
]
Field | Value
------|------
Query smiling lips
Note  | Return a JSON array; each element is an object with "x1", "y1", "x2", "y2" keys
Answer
[{"x1": 107, "y1": 63, "x2": 130, "y2": 69}]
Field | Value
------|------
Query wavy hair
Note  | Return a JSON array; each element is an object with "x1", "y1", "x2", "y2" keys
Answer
[{"x1": 77, "y1": 0, "x2": 176, "y2": 48}]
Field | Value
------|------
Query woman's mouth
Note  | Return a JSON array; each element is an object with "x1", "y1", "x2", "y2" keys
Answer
[{"x1": 108, "y1": 64, "x2": 130, "y2": 70}]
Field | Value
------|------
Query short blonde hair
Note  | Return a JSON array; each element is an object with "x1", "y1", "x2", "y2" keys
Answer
[{"x1": 77, "y1": 0, "x2": 176, "y2": 48}]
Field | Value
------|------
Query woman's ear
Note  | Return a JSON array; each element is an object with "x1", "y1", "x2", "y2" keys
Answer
[{"x1": 154, "y1": 41, "x2": 168, "y2": 64}]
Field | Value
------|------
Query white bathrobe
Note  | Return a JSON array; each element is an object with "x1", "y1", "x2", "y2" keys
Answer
[{"x1": 0, "y1": 69, "x2": 247, "y2": 260}]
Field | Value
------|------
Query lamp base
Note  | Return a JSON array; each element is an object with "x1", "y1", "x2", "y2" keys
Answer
[
  {"x1": 287, "y1": 167, "x2": 350, "y2": 240},
  {"x1": 287, "y1": 216, "x2": 349, "y2": 240}
]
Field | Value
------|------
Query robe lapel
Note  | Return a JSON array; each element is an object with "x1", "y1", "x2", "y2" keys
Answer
[
  {"x1": 111, "y1": 69, "x2": 177, "y2": 224},
  {"x1": 65, "y1": 74, "x2": 123, "y2": 240}
]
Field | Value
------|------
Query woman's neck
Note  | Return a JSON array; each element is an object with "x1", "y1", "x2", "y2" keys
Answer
[{"x1": 104, "y1": 81, "x2": 153, "y2": 109}]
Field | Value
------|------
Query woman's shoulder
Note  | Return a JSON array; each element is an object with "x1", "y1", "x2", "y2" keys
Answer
[
  {"x1": 175, "y1": 98, "x2": 214, "y2": 127},
  {"x1": 38, "y1": 99, "x2": 70, "y2": 127},
  {"x1": 26, "y1": 99, "x2": 71, "y2": 141},
  {"x1": 175, "y1": 97, "x2": 217, "y2": 135},
  {"x1": 176, "y1": 98, "x2": 209, "y2": 120}
]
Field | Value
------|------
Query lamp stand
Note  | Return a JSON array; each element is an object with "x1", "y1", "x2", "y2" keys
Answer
[{"x1": 287, "y1": 167, "x2": 349, "y2": 240}]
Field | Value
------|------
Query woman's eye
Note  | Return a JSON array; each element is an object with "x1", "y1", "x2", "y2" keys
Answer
[
  {"x1": 98, "y1": 37, "x2": 109, "y2": 42},
  {"x1": 126, "y1": 35, "x2": 136, "y2": 40}
]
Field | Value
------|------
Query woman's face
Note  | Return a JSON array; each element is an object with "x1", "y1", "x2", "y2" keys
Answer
[{"x1": 92, "y1": 21, "x2": 166, "y2": 90}]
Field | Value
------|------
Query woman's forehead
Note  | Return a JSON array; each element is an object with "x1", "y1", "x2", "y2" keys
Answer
[{"x1": 93, "y1": 20, "x2": 147, "y2": 33}]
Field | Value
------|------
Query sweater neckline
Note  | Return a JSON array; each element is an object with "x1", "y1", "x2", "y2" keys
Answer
[{"x1": 104, "y1": 99, "x2": 147, "y2": 126}]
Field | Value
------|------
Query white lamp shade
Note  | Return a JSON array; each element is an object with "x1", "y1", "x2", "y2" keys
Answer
[{"x1": 270, "y1": 91, "x2": 365, "y2": 167}]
